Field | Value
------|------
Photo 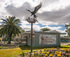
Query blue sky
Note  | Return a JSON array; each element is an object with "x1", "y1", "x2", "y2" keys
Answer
[
  {"x1": 26, "y1": 24, "x2": 66, "y2": 30},
  {"x1": 25, "y1": 22, "x2": 66, "y2": 33},
  {"x1": 48, "y1": 25, "x2": 66, "y2": 30}
]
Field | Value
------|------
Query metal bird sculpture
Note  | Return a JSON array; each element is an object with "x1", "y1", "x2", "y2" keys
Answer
[{"x1": 27, "y1": 3, "x2": 42, "y2": 18}]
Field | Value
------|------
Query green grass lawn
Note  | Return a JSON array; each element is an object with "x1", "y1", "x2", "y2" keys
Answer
[
  {"x1": 0, "y1": 48, "x2": 22, "y2": 57},
  {"x1": 0, "y1": 47, "x2": 31, "y2": 57},
  {"x1": 0, "y1": 45, "x2": 70, "y2": 57},
  {"x1": 61, "y1": 45, "x2": 70, "y2": 48}
]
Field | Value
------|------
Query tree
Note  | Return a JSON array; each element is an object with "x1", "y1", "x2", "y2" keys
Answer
[
  {"x1": 20, "y1": 27, "x2": 25, "y2": 32},
  {"x1": 41, "y1": 28, "x2": 50, "y2": 31},
  {"x1": 68, "y1": 29, "x2": 70, "y2": 36},
  {"x1": 65, "y1": 24, "x2": 70, "y2": 37},
  {"x1": 0, "y1": 16, "x2": 21, "y2": 44}
]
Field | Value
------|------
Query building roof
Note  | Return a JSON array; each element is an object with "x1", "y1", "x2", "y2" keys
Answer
[
  {"x1": 21, "y1": 30, "x2": 66, "y2": 35},
  {"x1": 44, "y1": 30, "x2": 59, "y2": 33}
]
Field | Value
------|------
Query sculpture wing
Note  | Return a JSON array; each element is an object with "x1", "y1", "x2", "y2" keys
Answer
[
  {"x1": 34, "y1": 3, "x2": 42, "y2": 14},
  {"x1": 26, "y1": 9, "x2": 32, "y2": 13}
]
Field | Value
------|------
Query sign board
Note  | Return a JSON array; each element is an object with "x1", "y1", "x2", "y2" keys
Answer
[{"x1": 39, "y1": 34, "x2": 56, "y2": 44}]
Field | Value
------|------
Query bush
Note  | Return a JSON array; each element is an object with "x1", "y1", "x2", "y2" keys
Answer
[
  {"x1": 4, "y1": 47, "x2": 8, "y2": 49},
  {"x1": 34, "y1": 53, "x2": 38, "y2": 56},
  {"x1": 19, "y1": 45, "x2": 23, "y2": 47},
  {"x1": 0, "y1": 46, "x2": 2, "y2": 49},
  {"x1": 22, "y1": 52, "x2": 24, "y2": 56}
]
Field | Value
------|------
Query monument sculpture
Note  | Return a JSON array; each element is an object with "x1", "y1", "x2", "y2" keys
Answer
[
  {"x1": 26, "y1": 3, "x2": 42, "y2": 53},
  {"x1": 26, "y1": 3, "x2": 42, "y2": 18}
]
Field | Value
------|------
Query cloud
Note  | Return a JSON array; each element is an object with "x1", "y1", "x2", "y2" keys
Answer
[
  {"x1": 40, "y1": 25, "x2": 63, "y2": 31},
  {"x1": 20, "y1": 21, "x2": 65, "y2": 33},
  {"x1": 33, "y1": 24, "x2": 41, "y2": 31},
  {"x1": 20, "y1": 21, "x2": 41, "y2": 31},
  {"x1": 35, "y1": 0, "x2": 59, "y2": 7},
  {"x1": 0, "y1": 0, "x2": 11, "y2": 17},
  {"x1": 5, "y1": 0, "x2": 70, "y2": 25},
  {"x1": 38, "y1": 5, "x2": 70, "y2": 24},
  {"x1": 42, "y1": 0, "x2": 59, "y2": 8},
  {"x1": 5, "y1": 0, "x2": 59, "y2": 16},
  {"x1": 46, "y1": 26, "x2": 62, "y2": 30},
  {"x1": 5, "y1": 2, "x2": 32, "y2": 18},
  {"x1": 41, "y1": 0, "x2": 70, "y2": 11},
  {"x1": 0, "y1": 0, "x2": 69, "y2": 34}
]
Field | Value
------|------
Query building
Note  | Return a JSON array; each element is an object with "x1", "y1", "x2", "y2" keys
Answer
[
  {"x1": 16, "y1": 30, "x2": 61, "y2": 47},
  {"x1": 15, "y1": 30, "x2": 70, "y2": 47}
]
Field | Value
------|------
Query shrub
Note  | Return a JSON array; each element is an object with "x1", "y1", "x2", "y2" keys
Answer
[
  {"x1": 22, "y1": 52, "x2": 24, "y2": 56},
  {"x1": 0, "y1": 46, "x2": 2, "y2": 49},
  {"x1": 4, "y1": 47, "x2": 8, "y2": 49},
  {"x1": 19, "y1": 45, "x2": 23, "y2": 47},
  {"x1": 34, "y1": 53, "x2": 38, "y2": 56}
]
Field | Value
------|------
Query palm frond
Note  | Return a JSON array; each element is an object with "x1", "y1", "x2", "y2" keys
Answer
[{"x1": 0, "y1": 16, "x2": 21, "y2": 38}]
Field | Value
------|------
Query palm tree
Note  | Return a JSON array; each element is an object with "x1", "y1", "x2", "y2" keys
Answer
[{"x1": 0, "y1": 16, "x2": 21, "y2": 44}]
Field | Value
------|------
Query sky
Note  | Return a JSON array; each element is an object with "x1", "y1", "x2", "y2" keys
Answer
[{"x1": 0, "y1": 0, "x2": 70, "y2": 34}]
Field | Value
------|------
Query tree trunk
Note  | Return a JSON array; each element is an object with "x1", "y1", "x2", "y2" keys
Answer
[
  {"x1": 7, "y1": 33, "x2": 12, "y2": 44},
  {"x1": 7, "y1": 37, "x2": 11, "y2": 44}
]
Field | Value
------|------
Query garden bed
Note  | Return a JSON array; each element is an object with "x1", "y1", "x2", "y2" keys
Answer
[
  {"x1": 0, "y1": 44, "x2": 19, "y2": 49},
  {"x1": 18, "y1": 48, "x2": 70, "y2": 57},
  {"x1": 0, "y1": 45, "x2": 70, "y2": 57}
]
